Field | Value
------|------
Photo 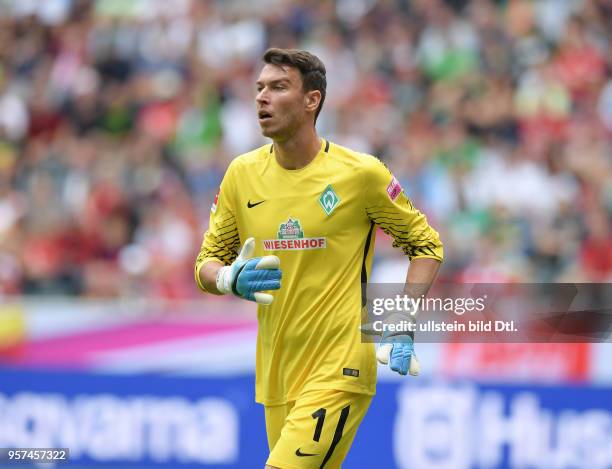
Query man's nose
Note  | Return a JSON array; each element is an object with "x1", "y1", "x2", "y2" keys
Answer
[{"x1": 256, "y1": 88, "x2": 269, "y2": 104}]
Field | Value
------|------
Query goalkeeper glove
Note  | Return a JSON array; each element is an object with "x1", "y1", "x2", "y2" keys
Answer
[
  {"x1": 376, "y1": 315, "x2": 420, "y2": 376},
  {"x1": 216, "y1": 237, "x2": 281, "y2": 305}
]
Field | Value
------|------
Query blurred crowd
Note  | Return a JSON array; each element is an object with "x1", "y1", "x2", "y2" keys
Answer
[{"x1": 0, "y1": 0, "x2": 611, "y2": 298}]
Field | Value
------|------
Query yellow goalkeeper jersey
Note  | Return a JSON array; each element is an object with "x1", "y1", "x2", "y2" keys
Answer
[{"x1": 195, "y1": 139, "x2": 443, "y2": 405}]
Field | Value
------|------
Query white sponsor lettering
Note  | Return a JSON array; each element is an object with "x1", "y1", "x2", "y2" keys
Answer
[
  {"x1": 263, "y1": 238, "x2": 327, "y2": 251},
  {"x1": 0, "y1": 392, "x2": 238, "y2": 464},
  {"x1": 394, "y1": 384, "x2": 612, "y2": 469}
]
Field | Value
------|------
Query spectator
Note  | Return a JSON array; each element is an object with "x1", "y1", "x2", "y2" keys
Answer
[{"x1": 0, "y1": 0, "x2": 610, "y2": 296}]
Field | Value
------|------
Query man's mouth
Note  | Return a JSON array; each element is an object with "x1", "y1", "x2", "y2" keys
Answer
[{"x1": 258, "y1": 110, "x2": 273, "y2": 122}]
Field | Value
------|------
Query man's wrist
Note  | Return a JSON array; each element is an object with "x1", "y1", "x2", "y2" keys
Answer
[
  {"x1": 382, "y1": 312, "x2": 416, "y2": 340},
  {"x1": 216, "y1": 266, "x2": 232, "y2": 294}
]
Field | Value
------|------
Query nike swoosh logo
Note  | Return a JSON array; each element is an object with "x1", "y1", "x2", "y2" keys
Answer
[
  {"x1": 247, "y1": 200, "x2": 265, "y2": 208},
  {"x1": 295, "y1": 448, "x2": 318, "y2": 457}
]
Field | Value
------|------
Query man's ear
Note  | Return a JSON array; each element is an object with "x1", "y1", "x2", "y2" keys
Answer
[{"x1": 304, "y1": 90, "x2": 321, "y2": 114}]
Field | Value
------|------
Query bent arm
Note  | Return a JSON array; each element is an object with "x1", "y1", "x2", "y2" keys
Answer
[
  {"x1": 404, "y1": 257, "x2": 441, "y2": 299},
  {"x1": 197, "y1": 260, "x2": 224, "y2": 295}
]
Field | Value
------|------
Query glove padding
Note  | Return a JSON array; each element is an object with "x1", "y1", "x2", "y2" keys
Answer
[
  {"x1": 376, "y1": 332, "x2": 420, "y2": 376},
  {"x1": 216, "y1": 237, "x2": 281, "y2": 305}
]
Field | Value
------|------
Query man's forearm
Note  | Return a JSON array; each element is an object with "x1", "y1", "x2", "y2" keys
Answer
[
  {"x1": 377, "y1": 258, "x2": 439, "y2": 375},
  {"x1": 198, "y1": 261, "x2": 225, "y2": 295},
  {"x1": 404, "y1": 257, "x2": 441, "y2": 299}
]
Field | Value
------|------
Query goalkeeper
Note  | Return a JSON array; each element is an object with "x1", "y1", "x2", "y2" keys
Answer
[{"x1": 195, "y1": 48, "x2": 442, "y2": 469}]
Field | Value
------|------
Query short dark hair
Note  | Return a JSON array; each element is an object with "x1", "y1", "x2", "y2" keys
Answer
[{"x1": 262, "y1": 48, "x2": 327, "y2": 122}]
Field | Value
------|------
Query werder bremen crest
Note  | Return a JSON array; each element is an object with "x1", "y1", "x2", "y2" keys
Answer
[
  {"x1": 277, "y1": 218, "x2": 304, "y2": 239},
  {"x1": 319, "y1": 185, "x2": 340, "y2": 215}
]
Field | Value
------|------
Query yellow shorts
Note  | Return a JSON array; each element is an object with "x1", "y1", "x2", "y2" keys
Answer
[{"x1": 265, "y1": 388, "x2": 372, "y2": 469}]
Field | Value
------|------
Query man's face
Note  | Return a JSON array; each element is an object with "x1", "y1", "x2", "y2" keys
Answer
[{"x1": 255, "y1": 64, "x2": 311, "y2": 140}]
